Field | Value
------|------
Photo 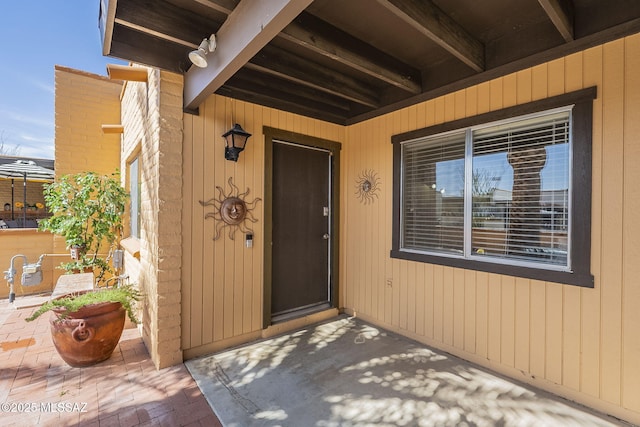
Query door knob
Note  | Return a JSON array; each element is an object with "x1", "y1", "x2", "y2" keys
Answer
[{"x1": 323, "y1": 233, "x2": 330, "y2": 240}]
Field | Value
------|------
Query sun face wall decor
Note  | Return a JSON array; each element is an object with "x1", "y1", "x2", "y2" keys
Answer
[
  {"x1": 355, "y1": 169, "x2": 381, "y2": 204},
  {"x1": 199, "y1": 177, "x2": 262, "y2": 240}
]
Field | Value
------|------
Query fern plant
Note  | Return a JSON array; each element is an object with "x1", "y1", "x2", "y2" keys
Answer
[{"x1": 26, "y1": 285, "x2": 141, "y2": 324}]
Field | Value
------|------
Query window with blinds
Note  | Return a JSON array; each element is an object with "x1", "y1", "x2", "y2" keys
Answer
[{"x1": 400, "y1": 107, "x2": 571, "y2": 269}]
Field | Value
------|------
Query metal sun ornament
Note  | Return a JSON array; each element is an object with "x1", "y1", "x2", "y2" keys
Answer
[
  {"x1": 199, "y1": 177, "x2": 262, "y2": 240},
  {"x1": 355, "y1": 169, "x2": 380, "y2": 204}
]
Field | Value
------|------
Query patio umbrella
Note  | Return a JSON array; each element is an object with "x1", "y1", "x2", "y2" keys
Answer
[{"x1": 0, "y1": 160, "x2": 54, "y2": 227}]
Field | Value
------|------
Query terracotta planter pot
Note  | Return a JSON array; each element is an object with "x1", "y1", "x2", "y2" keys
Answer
[{"x1": 49, "y1": 300, "x2": 126, "y2": 367}]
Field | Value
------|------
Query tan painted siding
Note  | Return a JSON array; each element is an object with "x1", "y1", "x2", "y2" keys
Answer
[
  {"x1": 181, "y1": 95, "x2": 344, "y2": 357},
  {"x1": 342, "y1": 34, "x2": 640, "y2": 423}
]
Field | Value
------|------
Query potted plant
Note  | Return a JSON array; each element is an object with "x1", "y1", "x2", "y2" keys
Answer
[
  {"x1": 26, "y1": 285, "x2": 140, "y2": 367},
  {"x1": 38, "y1": 171, "x2": 129, "y2": 285}
]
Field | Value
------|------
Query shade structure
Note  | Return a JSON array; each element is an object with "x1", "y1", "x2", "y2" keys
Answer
[{"x1": 0, "y1": 160, "x2": 54, "y2": 227}]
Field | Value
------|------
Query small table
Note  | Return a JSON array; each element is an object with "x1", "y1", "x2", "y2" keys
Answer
[{"x1": 51, "y1": 273, "x2": 94, "y2": 300}]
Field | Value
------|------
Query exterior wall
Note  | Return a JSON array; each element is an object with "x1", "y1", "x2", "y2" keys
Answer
[
  {"x1": 0, "y1": 230, "x2": 56, "y2": 299},
  {"x1": 54, "y1": 66, "x2": 123, "y2": 255},
  {"x1": 120, "y1": 68, "x2": 184, "y2": 369},
  {"x1": 343, "y1": 34, "x2": 640, "y2": 423},
  {"x1": 54, "y1": 66, "x2": 122, "y2": 177},
  {"x1": 181, "y1": 94, "x2": 344, "y2": 358}
]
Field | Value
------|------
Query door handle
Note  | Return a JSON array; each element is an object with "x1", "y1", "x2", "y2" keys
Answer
[{"x1": 323, "y1": 233, "x2": 330, "y2": 240}]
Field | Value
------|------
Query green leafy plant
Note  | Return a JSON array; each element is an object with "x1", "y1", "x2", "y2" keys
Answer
[
  {"x1": 26, "y1": 285, "x2": 141, "y2": 324},
  {"x1": 38, "y1": 171, "x2": 129, "y2": 285}
]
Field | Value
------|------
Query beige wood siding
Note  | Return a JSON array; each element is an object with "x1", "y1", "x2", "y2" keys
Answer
[
  {"x1": 181, "y1": 95, "x2": 344, "y2": 357},
  {"x1": 342, "y1": 34, "x2": 640, "y2": 423}
]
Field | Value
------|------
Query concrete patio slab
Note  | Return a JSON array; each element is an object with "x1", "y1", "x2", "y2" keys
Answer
[{"x1": 187, "y1": 316, "x2": 628, "y2": 427}]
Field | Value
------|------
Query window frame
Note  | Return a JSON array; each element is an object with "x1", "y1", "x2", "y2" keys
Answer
[
  {"x1": 391, "y1": 87, "x2": 596, "y2": 288},
  {"x1": 128, "y1": 155, "x2": 141, "y2": 240}
]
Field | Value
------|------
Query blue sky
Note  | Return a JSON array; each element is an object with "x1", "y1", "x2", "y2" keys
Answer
[{"x1": 0, "y1": 1, "x2": 124, "y2": 159}]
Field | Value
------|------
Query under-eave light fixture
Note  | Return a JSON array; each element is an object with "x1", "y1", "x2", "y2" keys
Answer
[
  {"x1": 223, "y1": 124, "x2": 251, "y2": 162},
  {"x1": 189, "y1": 34, "x2": 217, "y2": 68}
]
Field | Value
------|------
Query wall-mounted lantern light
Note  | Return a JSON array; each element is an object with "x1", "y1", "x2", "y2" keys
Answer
[{"x1": 223, "y1": 124, "x2": 251, "y2": 162}]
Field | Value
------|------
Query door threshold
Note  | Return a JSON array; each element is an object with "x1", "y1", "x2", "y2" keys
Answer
[{"x1": 271, "y1": 302, "x2": 332, "y2": 324}]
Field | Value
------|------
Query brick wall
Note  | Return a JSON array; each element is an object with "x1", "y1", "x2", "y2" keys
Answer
[{"x1": 120, "y1": 66, "x2": 183, "y2": 369}]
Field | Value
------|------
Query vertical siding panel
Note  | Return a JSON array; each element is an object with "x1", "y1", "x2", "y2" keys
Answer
[
  {"x1": 399, "y1": 259, "x2": 408, "y2": 329},
  {"x1": 453, "y1": 268, "x2": 465, "y2": 350},
  {"x1": 476, "y1": 82, "x2": 491, "y2": 114},
  {"x1": 622, "y1": 32, "x2": 640, "y2": 410},
  {"x1": 562, "y1": 51, "x2": 584, "y2": 392},
  {"x1": 345, "y1": 126, "x2": 357, "y2": 311},
  {"x1": 531, "y1": 64, "x2": 548, "y2": 100},
  {"x1": 242, "y1": 101, "x2": 255, "y2": 334},
  {"x1": 516, "y1": 69, "x2": 532, "y2": 104},
  {"x1": 384, "y1": 114, "x2": 395, "y2": 326},
  {"x1": 415, "y1": 263, "x2": 425, "y2": 337},
  {"x1": 546, "y1": 282, "x2": 563, "y2": 384},
  {"x1": 223, "y1": 101, "x2": 236, "y2": 340},
  {"x1": 372, "y1": 121, "x2": 382, "y2": 322},
  {"x1": 514, "y1": 278, "x2": 530, "y2": 372},
  {"x1": 444, "y1": 93, "x2": 456, "y2": 122},
  {"x1": 530, "y1": 280, "x2": 546, "y2": 378},
  {"x1": 424, "y1": 263, "x2": 435, "y2": 339},
  {"x1": 433, "y1": 265, "x2": 444, "y2": 342},
  {"x1": 181, "y1": 113, "x2": 194, "y2": 350},
  {"x1": 565, "y1": 52, "x2": 584, "y2": 91},
  {"x1": 476, "y1": 272, "x2": 489, "y2": 358},
  {"x1": 581, "y1": 45, "x2": 603, "y2": 398},
  {"x1": 464, "y1": 269, "x2": 476, "y2": 353},
  {"x1": 454, "y1": 89, "x2": 466, "y2": 120},
  {"x1": 503, "y1": 73, "x2": 517, "y2": 107},
  {"x1": 547, "y1": 58, "x2": 565, "y2": 96},
  {"x1": 501, "y1": 275, "x2": 516, "y2": 367},
  {"x1": 487, "y1": 274, "x2": 501, "y2": 362},
  {"x1": 213, "y1": 98, "x2": 227, "y2": 342},
  {"x1": 201, "y1": 97, "x2": 216, "y2": 344},
  {"x1": 407, "y1": 261, "x2": 417, "y2": 332},
  {"x1": 251, "y1": 104, "x2": 264, "y2": 332},
  {"x1": 190, "y1": 104, "x2": 205, "y2": 347},
  {"x1": 600, "y1": 38, "x2": 625, "y2": 405},
  {"x1": 563, "y1": 286, "x2": 581, "y2": 390},
  {"x1": 443, "y1": 267, "x2": 455, "y2": 346}
]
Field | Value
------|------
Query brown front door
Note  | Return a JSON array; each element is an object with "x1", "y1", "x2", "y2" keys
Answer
[{"x1": 271, "y1": 140, "x2": 332, "y2": 321}]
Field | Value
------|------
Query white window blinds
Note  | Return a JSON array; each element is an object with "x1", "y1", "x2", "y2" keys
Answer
[{"x1": 401, "y1": 109, "x2": 571, "y2": 268}]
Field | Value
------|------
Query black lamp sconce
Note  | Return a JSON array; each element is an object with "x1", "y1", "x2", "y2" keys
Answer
[{"x1": 223, "y1": 123, "x2": 252, "y2": 162}]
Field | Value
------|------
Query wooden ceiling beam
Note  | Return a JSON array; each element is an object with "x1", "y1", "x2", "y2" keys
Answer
[
  {"x1": 538, "y1": 0, "x2": 574, "y2": 42},
  {"x1": 191, "y1": 0, "x2": 238, "y2": 15},
  {"x1": 247, "y1": 45, "x2": 380, "y2": 108},
  {"x1": 377, "y1": 0, "x2": 485, "y2": 72},
  {"x1": 114, "y1": 0, "x2": 219, "y2": 48},
  {"x1": 279, "y1": 12, "x2": 421, "y2": 94},
  {"x1": 184, "y1": 0, "x2": 313, "y2": 111}
]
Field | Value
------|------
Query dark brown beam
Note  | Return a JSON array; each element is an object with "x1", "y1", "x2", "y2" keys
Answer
[
  {"x1": 230, "y1": 69, "x2": 353, "y2": 113},
  {"x1": 223, "y1": 72, "x2": 352, "y2": 119},
  {"x1": 377, "y1": 0, "x2": 485, "y2": 72},
  {"x1": 191, "y1": 0, "x2": 238, "y2": 15},
  {"x1": 279, "y1": 12, "x2": 421, "y2": 94},
  {"x1": 538, "y1": 0, "x2": 574, "y2": 42},
  {"x1": 184, "y1": 0, "x2": 313, "y2": 110},
  {"x1": 247, "y1": 45, "x2": 380, "y2": 108},
  {"x1": 115, "y1": 0, "x2": 220, "y2": 48}
]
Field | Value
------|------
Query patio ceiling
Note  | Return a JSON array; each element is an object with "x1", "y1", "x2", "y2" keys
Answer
[{"x1": 100, "y1": 0, "x2": 640, "y2": 125}]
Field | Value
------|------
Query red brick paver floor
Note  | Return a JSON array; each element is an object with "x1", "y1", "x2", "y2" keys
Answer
[{"x1": 0, "y1": 300, "x2": 221, "y2": 427}]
